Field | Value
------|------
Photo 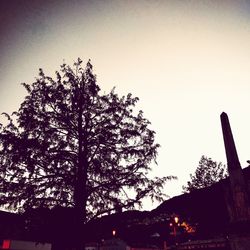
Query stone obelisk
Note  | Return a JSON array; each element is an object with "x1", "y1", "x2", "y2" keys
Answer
[{"x1": 220, "y1": 112, "x2": 250, "y2": 223}]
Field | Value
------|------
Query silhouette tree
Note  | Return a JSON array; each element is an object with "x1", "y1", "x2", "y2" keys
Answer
[
  {"x1": 0, "y1": 59, "x2": 173, "y2": 246},
  {"x1": 182, "y1": 155, "x2": 227, "y2": 193}
]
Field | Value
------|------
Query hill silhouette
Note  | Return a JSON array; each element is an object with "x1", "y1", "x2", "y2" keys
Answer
[{"x1": 1, "y1": 166, "x2": 250, "y2": 245}]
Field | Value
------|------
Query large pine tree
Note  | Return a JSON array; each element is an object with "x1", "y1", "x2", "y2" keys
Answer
[{"x1": 0, "y1": 59, "x2": 172, "y2": 235}]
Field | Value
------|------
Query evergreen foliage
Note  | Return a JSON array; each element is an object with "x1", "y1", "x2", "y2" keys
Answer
[
  {"x1": 182, "y1": 155, "x2": 227, "y2": 193},
  {"x1": 0, "y1": 59, "x2": 173, "y2": 222}
]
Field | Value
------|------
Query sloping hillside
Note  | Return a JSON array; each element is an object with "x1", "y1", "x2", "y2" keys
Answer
[{"x1": 1, "y1": 166, "x2": 250, "y2": 244}]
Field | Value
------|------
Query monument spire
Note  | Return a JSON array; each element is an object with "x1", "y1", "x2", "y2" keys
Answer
[
  {"x1": 220, "y1": 112, "x2": 250, "y2": 249},
  {"x1": 220, "y1": 112, "x2": 241, "y2": 173},
  {"x1": 220, "y1": 112, "x2": 250, "y2": 222}
]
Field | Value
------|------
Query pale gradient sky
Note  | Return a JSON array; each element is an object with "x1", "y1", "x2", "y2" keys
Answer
[{"x1": 1, "y1": 0, "x2": 250, "y2": 210}]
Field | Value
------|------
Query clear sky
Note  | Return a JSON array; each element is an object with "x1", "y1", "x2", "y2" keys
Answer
[{"x1": 1, "y1": 0, "x2": 250, "y2": 210}]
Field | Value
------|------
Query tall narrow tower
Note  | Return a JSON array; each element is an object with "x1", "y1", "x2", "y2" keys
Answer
[{"x1": 220, "y1": 112, "x2": 250, "y2": 222}]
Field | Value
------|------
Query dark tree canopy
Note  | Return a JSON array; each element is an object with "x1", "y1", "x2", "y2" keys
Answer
[
  {"x1": 182, "y1": 155, "x2": 227, "y2": 193},
  {"x1": 0, "y1": 58, "x2": 173, "y2": 222}
]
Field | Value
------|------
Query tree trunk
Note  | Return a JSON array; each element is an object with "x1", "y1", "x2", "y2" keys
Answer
[
  {"x1": 74, "y1": 94, "x2": 89, "y2": 250},
  {"x1": 74, "y1": 96, "x2": 84, "y2": 250}
]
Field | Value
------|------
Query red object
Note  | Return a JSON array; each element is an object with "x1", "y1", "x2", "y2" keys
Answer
[{"x1": 2, "y1": 240, "x2": 11, "y2": 249}]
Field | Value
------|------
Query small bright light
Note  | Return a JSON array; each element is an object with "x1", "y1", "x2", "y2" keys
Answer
[
  {"x1": 112, "y1": 229, "x2": 116, "y2": 236},
  {"x1": 174, "y1": 216, "x2": 179, "y2": 224}
]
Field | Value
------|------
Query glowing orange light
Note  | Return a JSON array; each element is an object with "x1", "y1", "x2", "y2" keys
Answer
[
  {"x1": 181, "y1": 221, "x2": 196, "y2": 233},
  {"x1": 2, "y1": 240, "x2": 11, "y2": 249}
]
